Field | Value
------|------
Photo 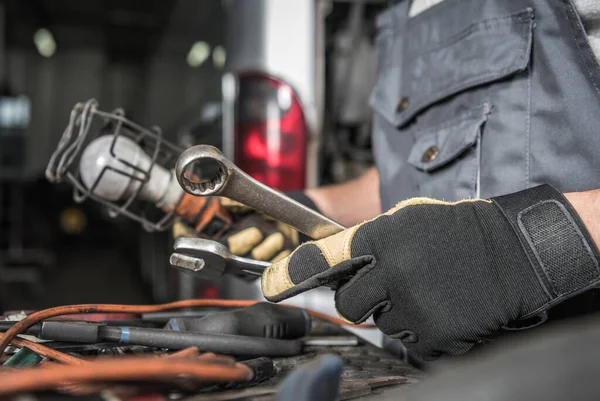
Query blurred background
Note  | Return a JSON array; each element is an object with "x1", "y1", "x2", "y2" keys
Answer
[{"x1": 0, "y1": 0, "x2": 384, "y2": 311}]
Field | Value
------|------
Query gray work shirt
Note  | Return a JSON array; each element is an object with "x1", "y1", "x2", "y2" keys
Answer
[{"x1": 372, "y1": 0, "x2": 600, "y2": 211}]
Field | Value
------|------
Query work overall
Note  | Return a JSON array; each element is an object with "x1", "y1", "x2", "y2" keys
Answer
[
  {"x1": 373, "y1": 0, "x2": 600, "y2": 353},
  {"x1": 372, "y1": 0, "x2": 600, "y2": 211}
]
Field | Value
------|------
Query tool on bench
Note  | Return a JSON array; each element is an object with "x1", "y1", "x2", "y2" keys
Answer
[
  {"x1": 165, "y1": 303, "x2": 310, "y2": 339},
  {"x1": 0, "y1": 303, "x2": 357, "y2": 356},
  {"x1": 142, "y1": 309, "x2": 224, "y2": 323},
  {"x1": 98, "y1": 326, "x2": 302, "y2": 356},
  {"x1": 166, "y1": 303, "x2": 358, "y2": 346},
  {"x1": 165, "y1": 302, "x2": 312, "y2": 340},
  {"x1": 171, "y1": 145, "x2": 346, "y2": 280},
  {"x1": 0, "y1": 320, "x2": 301, "y2": 357}
]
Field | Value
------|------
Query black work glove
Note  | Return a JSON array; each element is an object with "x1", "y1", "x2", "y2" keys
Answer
[{"x1": 262, "y1": 185, "x2": 600, "y2": 360}]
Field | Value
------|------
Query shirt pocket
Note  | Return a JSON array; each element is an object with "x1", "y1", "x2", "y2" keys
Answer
[
  {"x1": 371, "y1": 6, "x2": 534, "y2": 203},
  {"x1": 394, "y1": 8, "x2": 534, "y2": 127},
  {"x1": 407, "y1": 105, "x2": 490, "y2": 200}
]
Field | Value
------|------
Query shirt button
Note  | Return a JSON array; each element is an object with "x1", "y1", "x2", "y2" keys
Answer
[
  {"x1": 421, "y1": 146, "x2": 440, "y2": 163},
  {"x1": 397, "y1": 96, "x2": 409, "y2": 112}
]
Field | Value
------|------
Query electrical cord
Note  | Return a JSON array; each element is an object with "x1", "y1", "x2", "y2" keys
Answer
[
  {"x1": 0, "y1": 299, "x2": 375, "y2": 358},
  {"x1": 9, "y1": 338, "x2": 85, "y2": 366},
  {"x1": 0, "y1": 356, "x2": 253, "y2": 395},
  {"x1": 32, "y1": 350, "x2": 242, "y2": 396}
]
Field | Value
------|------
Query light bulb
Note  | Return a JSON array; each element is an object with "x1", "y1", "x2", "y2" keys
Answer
[{"x1": 79, "y1": 135, "x2": 182, "y2": 208}]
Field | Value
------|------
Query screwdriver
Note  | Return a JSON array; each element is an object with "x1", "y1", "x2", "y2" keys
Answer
[
  {"x1": 0, "y1": 304, "x2": 356, "y2": 356},
  {"x1": 165, "y1": 303, "x2": 311, "y2": 339},
  {"x1": 97, "y1": 326, "x2": 302, "y2": 356},
  {"x1": 0, "y1": 320, "x2": 301, "y2": 357}
]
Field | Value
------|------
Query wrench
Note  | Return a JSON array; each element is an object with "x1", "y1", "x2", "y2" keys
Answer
[
  {"x1": 171, "y1": 145, "x2": 346, "y2": 281},
  {"x1": 170, "y1": 237, "x2": 343, "y2": 287},
  {"x1": 175, "y1": 145, "x2": 345, "y2": 239},
  {"x1": 170, "y1": 237, "x2": 269, "y2": 281}
]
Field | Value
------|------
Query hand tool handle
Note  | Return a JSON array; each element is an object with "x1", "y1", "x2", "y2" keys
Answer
[
  {"x1": 166, "y1": 303, "x2": 310, "y2": 339},
  {"x1": 98, "y1": 326, "x2": 302, "y2": 357},
  {"x1": 175, "y1": 145, "x2": 345, "y2": 239}
]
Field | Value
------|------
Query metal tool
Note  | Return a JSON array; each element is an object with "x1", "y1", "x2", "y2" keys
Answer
[
  {"x1": 170, "y1": 237, "x2": 269, "y2": 280},
  {"x1": 175, "y1": 145, "x2": 345, "y2": 239},
  {"x1": 170, "y1": 237, "x2": 341, "y2": 287}
]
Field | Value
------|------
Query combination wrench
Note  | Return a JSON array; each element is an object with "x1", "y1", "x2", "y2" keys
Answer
[
  {"x1": 175, "y1": 145, "x2": 344, "y2": 239},
  {"x1": 170, "y1": 145, "x2": 346, "y2": 280}
]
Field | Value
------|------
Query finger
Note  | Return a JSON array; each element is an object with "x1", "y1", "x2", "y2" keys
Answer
[
  {"x1": 271, "y1": 249, "x2": 291, "y2": 263},
  {"x1": 251, "y1": 233, "x2": 285, "y2": 261},
  {"x1": 172, "y1": 221, "x2": 195, "y2": 239},
  {"x1": 334, "y1": 261, "x2": 389, "y2": 324},
  {"x1": 262, "y1": 227, "x2": 368, "y2": 302},
  {"x1": 275, "y1": 222, "x2": 299, "y2": 246},
  {"x1": 219, "y1": 197, "x2": 253, "y2": 214},
  {"x1": 226, "y1": 227, "x2": 263, "y2": 255}
]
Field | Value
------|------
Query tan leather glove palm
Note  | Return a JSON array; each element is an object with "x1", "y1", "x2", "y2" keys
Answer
[{"x1": 173, "y1": 197, "x2": 299, "y2": 262}]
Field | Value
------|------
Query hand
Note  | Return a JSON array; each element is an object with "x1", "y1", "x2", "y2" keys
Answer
[
  {"x1": 173, "y1": 198, "x2": 299, "y2": 262},
  {"x1": 262, "y1": 185, "x2": 600, "y2": 360},
  {"x1": 219, "y1": 198, "x2": 300, "y2": 261}
]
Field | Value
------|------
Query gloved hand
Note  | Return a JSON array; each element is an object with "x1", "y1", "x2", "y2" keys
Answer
[
  {"x1": 218, "y1": 197, "x2": 299, "y2": 262},
  {"x1": 173, "y1": 192, "x2": 316, "y2": 262},
  {"x1": 262, "y1": 185, "x2": 600, "y2": 360}
]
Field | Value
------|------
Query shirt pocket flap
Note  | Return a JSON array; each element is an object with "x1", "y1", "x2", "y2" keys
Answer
[
  {"x1": 407, "y1": 105, "x2": 490, "y2": 172},
  {"x1": 395, "y1": 8, "x2": 533, "y2": 128}
]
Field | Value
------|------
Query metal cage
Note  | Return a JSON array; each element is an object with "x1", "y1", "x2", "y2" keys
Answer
[{"x1": 46, "y1": 99, "x2": 186, "y2": 232}]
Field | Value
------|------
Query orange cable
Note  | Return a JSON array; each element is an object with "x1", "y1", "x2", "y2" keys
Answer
[
  {"x1": 0, "y1": 299, "x2": 375, "y2": 358},
  {"x1": 10, "y1": 338, "x2": 85, "y2": 365},
  {"x1": 0, "y1": 357, "x2": 253, "y2": 395}
]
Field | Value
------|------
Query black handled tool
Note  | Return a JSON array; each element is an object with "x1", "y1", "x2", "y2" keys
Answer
[
  {"x1": 0, "y1": 320, "x2": 302, "y2": 357},
  {"x1": 98, "y1": 326, "x2": 302, "y2": 357},
  {"x1": 165, "y1": 303, "x2": 310, "y2": 339}
]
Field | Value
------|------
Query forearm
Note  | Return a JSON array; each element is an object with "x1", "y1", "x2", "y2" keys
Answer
[
  {"x1": 564, "y1": 189, "x2": 600, "y2": 248},
  {"x1": 304, "y1": 167, "x2": 382, "y2": 227}
]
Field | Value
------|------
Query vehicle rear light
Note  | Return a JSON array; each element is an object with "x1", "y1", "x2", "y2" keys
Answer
[{"x1": 234, "y1": 74, "x2": 307, "y2": 191}]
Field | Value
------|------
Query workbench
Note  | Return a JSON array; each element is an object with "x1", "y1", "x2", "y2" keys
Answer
[
  {"x1": 1, "y1": 312, "x2": 425, "y2": 400},
  {"x1": 183, "y1": 331, "x2": 425, "y2": 401}
]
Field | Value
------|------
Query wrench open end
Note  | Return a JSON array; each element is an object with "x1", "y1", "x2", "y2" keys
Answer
[{"x1": 170, "y1": 237, "x2": 268, "y2": 281}]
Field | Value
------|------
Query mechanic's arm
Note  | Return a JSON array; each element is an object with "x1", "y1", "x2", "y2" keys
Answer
[
  {"x1": 263, "y1": 185, "x2": 600, "y2": 360},
  {"x1": 305, "y1": 167, "x2": 381, "y2": 227},
  {"x1": 564, "y1": 189, "x2": 600, "y2": 247}
]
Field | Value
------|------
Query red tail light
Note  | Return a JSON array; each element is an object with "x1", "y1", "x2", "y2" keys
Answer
[{"x1": 234, "y1": 74, "x2": 307, "y2": 191}]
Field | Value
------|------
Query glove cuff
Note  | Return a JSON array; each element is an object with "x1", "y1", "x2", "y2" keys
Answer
[{"x1": 492, "y1": 185, "x2": 600, "y2": 315}]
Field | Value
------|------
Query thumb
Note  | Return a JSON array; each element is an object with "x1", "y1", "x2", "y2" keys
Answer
[{"x1": 261, "y1": 227, "x2": 371, "y2": 302}]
